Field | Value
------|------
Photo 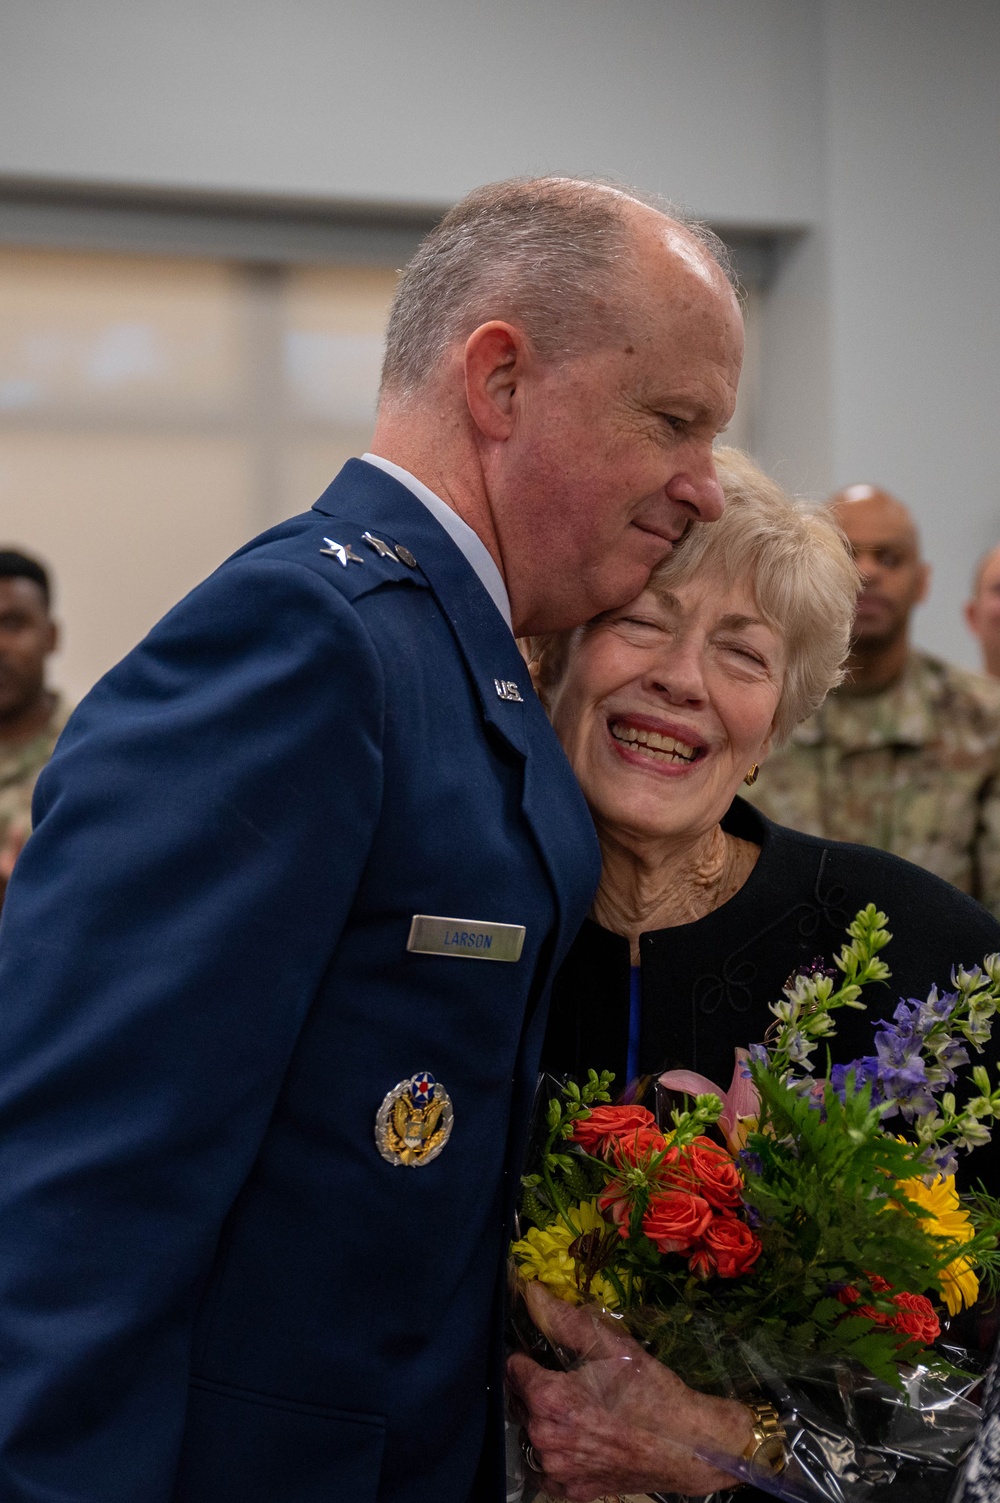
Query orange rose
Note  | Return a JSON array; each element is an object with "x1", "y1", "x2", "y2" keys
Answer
[
  {"x1": 571, "y1": 1104, "x2": 656, "y2": 1155},
  {"x1": 688, "y1": 1246, "x2": 715, "y2": 1280},
  {"x1": 611, "y1": 1126, "x2": 670, "y2": 1166},
  {"x1": 642, "y1": 1191, "x2": 713, "y2": 1254},
  {"x1": 696, "y1": 1214, "x2": 762, "y2": 1278},
  {"x1": 598, "y1": 1179, "x2": 632, "y2": 1234},
  {"x1": 681, "y1": 1137, "x2": 744, "y2": 1210},
  {"x1": 836, "y1": 1278, "x2": 940, "y2": 1346},
  {"x1": 889, "y1": 1292, "x2": 940, "y2": 1345}
]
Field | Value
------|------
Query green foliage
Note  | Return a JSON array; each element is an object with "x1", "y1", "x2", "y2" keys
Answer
[
  {"x1": 666, "y1": 1093, "x2": 725, "y2": 1146},
  {"x1": 963, "y1": 1181, "x2": 1000, "y2": 1300},
  {"x1": 519, "y1": 1069, "x2": 614, "y2": 1236}
]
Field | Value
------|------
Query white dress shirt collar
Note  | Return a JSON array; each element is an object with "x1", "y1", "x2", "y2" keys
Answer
[{"x1": 361, "y1": 453, "x2": 512, "y2": 633}]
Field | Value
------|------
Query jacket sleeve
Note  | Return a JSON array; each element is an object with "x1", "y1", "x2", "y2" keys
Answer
[{"x1": 0, "y1": 555, "x2": 384, "y2": 1500}]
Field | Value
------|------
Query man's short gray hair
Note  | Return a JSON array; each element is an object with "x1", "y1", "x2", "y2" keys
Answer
[{"x1": 380, "y1": 176, "x2": 735, "y2": 399}]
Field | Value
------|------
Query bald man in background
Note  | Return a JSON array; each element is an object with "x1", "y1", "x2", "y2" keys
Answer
[
  {"x1": 746, "y1": 484, "x2": 1000, "y2": 916},
  {"x1": 966, "y1": 543, "x2": 1000, "y2": 680}
]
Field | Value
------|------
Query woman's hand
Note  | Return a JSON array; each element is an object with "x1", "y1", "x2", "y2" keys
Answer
[{"x1": 506, "y1": 1283, "x2": 752, "y2": 1501}]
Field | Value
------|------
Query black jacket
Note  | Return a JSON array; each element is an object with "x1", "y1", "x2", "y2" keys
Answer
[{"x1": 543, "y1": 798, "x2": 1000, "y2": 1185}]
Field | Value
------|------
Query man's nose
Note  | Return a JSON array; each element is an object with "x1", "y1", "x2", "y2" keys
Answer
[{"x1": 664, "y1": 450, "x2": 725, "y2": 523}]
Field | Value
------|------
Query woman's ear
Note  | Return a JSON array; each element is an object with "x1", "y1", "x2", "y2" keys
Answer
[{"x1": 755, "y1": 720, "x2": 780, "y2": 767}]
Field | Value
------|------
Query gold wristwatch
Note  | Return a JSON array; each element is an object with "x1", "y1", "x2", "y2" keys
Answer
[{"x1": 741, "y1": 1399, "x2": 787, "y2": 1476}]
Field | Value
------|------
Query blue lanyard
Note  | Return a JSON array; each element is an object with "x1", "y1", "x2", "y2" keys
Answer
[{"x1": 627, "y1": 965, "x2": 642, "y2": 1086}]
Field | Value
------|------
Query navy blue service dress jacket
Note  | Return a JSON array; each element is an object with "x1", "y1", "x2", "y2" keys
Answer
[{"x1": 0, "y1": 460, "x2": 601, "y2": 1503}]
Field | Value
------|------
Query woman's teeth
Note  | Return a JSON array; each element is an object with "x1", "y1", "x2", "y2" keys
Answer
[{"x1": 610, "y1": 724, "x2": 698, "y2": 764}]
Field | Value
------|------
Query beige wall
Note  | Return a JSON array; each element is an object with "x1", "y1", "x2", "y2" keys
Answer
[{"x1": 0, "y1": 248, "x2": 398, "y2": 702}]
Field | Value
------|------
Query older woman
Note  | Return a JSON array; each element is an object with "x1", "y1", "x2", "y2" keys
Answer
[
  {"x1": 508, "y1": 450, "x2": 1000, "y2": 1503},
  {"x1": 531, "y1": 449, "x2": 1000, "y2": 1104}
]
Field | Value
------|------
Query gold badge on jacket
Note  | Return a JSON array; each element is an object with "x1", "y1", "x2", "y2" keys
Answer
[{"x1": 375, "y1": 1072, "x2": 454, "y2": 1167}]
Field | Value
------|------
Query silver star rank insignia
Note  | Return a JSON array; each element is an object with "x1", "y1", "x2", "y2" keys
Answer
[
  {"x1": 361, "y1": 531, "x2": 397, "y2": 559},
  {"x1": 320, "y1": 538, "x2": 364, "y2": 567}
]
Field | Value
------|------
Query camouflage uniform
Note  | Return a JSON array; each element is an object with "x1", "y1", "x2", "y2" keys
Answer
[
  {"x1": 0, "y1": 695, "x2": 68, "y2": 855},
  {"x1": 745, "y1": 651, "x2": 1000, "y2": 918}
]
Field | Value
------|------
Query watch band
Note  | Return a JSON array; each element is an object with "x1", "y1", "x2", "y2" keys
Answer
[{"x1": 741, "y1": 1399, "x2": 787, "y2": 1475}]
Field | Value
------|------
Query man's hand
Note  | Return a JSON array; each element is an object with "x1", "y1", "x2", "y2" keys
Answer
[{"x1": 506, "y1": 1283, "x2": 753, "y2": 1501}]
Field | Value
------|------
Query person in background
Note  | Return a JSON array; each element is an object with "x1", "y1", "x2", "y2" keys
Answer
[
  {"x1": 966, "y1": 543, "x2": 1000, "y2": 680},
  {"x1": 0, "y1": 549, "x2": 66, "y2": 906},
  {"x1": 745, "y1": 484, "x2": 1000, "y2": 916}
]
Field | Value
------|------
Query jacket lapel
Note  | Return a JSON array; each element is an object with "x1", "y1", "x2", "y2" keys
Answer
[{"x1": 311, "y1": 460, "x2": 599, "y2": 968}]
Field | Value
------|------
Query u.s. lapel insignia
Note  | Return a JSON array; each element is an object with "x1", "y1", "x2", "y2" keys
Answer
[
  {"x1": 320, "y1": 538, "x2": 364, "y2": 567},
  {"x1": 494, "y1": 679, "x2": 524, "y2": 703},
  {"x1": 375, "y1": 1071, "x2": 454, "y2": 1167},
  {"x1": 361, "y1": 531, "x2": 396, "y2": 559}
]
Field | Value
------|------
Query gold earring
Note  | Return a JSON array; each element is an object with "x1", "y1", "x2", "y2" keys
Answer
[{"x1": 744, "y1": 764, "x2": 760, "y2": 786}]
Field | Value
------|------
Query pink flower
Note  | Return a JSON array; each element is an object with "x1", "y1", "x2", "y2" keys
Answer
[{"x1": 659, "y1": 1049, "x2": 760, "y2": 1154}]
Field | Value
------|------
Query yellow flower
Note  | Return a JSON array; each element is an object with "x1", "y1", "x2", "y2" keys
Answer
[
  {"x1": 511, "y1": 1198, "x2": 621, "y2": 1310},
  {"x1": 897, "y1": 1172, "x2": 979, "y2": 1316}
]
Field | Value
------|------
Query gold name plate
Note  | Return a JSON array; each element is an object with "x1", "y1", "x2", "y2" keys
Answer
[{"x1": 406, "y1": 914, "x2": 526, "y2": 963}]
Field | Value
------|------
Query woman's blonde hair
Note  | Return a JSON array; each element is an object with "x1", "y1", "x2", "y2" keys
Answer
[{"x1": 529, "y1": 447, "x2": 860, "y2": 744}]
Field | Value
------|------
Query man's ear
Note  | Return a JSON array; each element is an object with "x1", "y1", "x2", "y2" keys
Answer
[{"x1": 464, "y1": 321, "x2": 529, "y2": 442}]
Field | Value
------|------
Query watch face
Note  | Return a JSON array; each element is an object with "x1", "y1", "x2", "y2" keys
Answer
[{"x1": 753, "y1": 1435, "x2": 788, "y2": 1473}]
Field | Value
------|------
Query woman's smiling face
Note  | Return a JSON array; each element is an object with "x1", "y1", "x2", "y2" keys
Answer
[{"x1": 545, "y1": 571, "x2": 786, "y2": 846}]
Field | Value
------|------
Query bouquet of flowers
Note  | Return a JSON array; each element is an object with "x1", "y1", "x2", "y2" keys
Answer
[{"x1": 510, "y1": 906, "x2": 1000, "y2": 1500}]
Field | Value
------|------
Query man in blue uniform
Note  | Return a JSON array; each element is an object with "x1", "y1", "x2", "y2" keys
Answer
[{"x1": 0, "y1": 178, "x2": 743, "y2": 1501}]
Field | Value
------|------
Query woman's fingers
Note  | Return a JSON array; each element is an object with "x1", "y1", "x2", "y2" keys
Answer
[
  {"x1": 521, "y1": 1280, "x2": 633, "y2": 1363},
  {"x1": 507, "y1": 1346, "x2": 748, "y2": 1498}
]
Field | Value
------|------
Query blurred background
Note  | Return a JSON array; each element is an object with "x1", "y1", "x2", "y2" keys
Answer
[{"x1": 0, "y1": 0, "x2": 997, "y2": 701}]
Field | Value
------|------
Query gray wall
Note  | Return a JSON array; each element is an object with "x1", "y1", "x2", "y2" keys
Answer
[
  {"x1": 822, "y1": 0, "x2": 1000, "y2": 668},
  {"x1": 1, "y1": 0, "x2": 997, "y2": 667},
  {"x1": 0, "y1": 0, "x2": 824, "y2": 221}
]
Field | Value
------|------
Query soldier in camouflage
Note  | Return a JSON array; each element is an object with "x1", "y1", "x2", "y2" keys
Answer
[
  {"x1": 965, "y1": 541, "x2": 1000, "y2": 681},
  {"x1": 0, "y1": 551, "x2": 67, "y2": 907},
  {"x1": 745, "y1": 484, "x2": 1000, "y2": 918}
]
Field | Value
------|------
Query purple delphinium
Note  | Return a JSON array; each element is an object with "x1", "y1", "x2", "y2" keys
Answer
[
  {"x1": 928, "y1": 1035, "x2": 970, "y2": 1086},
  {"x1": 830, "y1": 1057, "x2": 883, "y2": 1106},
  {"x1": 742, "y1": 1043, "x2": 771, "y2": 1081},
  {"x1": 737, "y1": 1149, "x2": 764, "y2": 1178},
  {"x1": 864, "y1": 991, "x2": 971, "y2": 1122},
  {"x1": 919, "y1": 1142, "x2": 960, "y2": 1179},
  {"x1": 871, "y1": 1017, "x2": 936, "y2": 1121}
]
